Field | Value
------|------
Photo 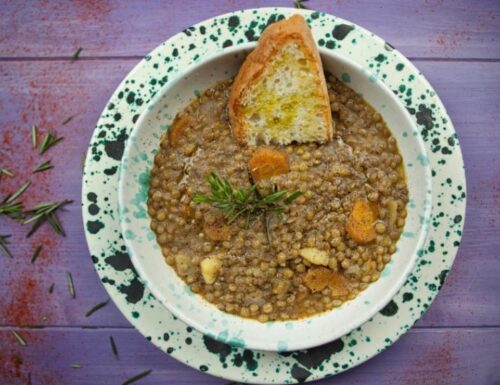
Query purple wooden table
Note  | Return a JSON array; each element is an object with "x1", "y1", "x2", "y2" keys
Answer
[{"x1": 1, "y1": 1, "x2": 499, "y2": 384}]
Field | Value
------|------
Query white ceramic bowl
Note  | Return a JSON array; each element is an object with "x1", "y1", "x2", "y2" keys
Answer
[{"x1": 118, "y1": 44, "x2": 432, "y2": 352}]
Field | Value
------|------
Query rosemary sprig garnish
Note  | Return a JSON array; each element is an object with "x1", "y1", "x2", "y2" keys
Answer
[
  {"x1": 110, "y1": 336, "x2": 119, "y2": 359},
  {"x1": 66, "y1": 271, "x2": 75, "y2": 298},
  {"x1": 85, "y1": 299, "x2": 109, "y2": 317},
  {"x1": 0, "y1": 234, "x2": 13, "y2": 258},
  {"x1": 39, "y1": 132, "x2": 64, "y2": 155},
  {"x1": 23, "y1": 199, "x2": 72, "y2": 237},
  {"x1": 71, "y1": 47, "x2": 82, "y2": 62},
  {"x1": 0, "y1": 167, "x2": 14, "y2": 179},
  {"x1": 33, "y1": 160, "x2": 53, "y2": 173},
  {"x1": 48, "y1": 283, "x2": 55, "y2": 294},
  {"x1": 294, "y1": 0, "x2": 310, "y2": 9},
  {"x1": 62, "y1": 116, "x2": 74, "y2": 125},
  {"x1": 11, "y1": 330, "x2": 27, "y2": 347},
  {"x1": 192, "y1": 172, "x2": 301, "y2": 227},
  {"x1": 71, "y1": 364, "x2": 82, "y2": 369},
  {"x1": 30, "y1": 245, "x2": 42, "y2": 264},
  {"x1": 0, "y1": 182, "x2": 30, "y2": 222},
  {"x1": 122, "y1": 369, "x2": 152, "y2": 385},
  {"x1": 31, "y1": 125, "x2": 38, "y2": 148}
]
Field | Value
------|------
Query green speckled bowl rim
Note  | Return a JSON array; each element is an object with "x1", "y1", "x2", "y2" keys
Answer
[{"x1": 82, "y1": 7, "x2": 466, "y2": 384}]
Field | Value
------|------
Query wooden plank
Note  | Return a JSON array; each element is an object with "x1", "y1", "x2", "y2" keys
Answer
[
  {"x1": 0, "y1": 60, "x2": 498, "y2": 328},
  {"x1": 0, "y1": 0, "x2": 498, "y2": 59},
  {"x1": 0, "y1": 327, "x2": 498, "y2": 384}
]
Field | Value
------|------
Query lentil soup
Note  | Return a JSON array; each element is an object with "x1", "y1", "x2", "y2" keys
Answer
[{"x1": 148, "y1": 75, "x2": 408, "y2": 322}]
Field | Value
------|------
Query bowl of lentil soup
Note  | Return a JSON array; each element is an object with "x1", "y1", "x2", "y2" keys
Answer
[{"x1": 118, "y1": 44, "x2": 432, "y2": 351}]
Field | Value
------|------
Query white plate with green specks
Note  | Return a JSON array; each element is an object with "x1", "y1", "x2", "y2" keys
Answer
[{"x1": 82, "y1": 7, "x2": 466, "y2": 383}]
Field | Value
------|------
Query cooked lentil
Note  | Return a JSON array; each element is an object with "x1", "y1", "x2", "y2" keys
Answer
[{"x1": 148, "y1": 75, "x2": 408, "y2": 321}]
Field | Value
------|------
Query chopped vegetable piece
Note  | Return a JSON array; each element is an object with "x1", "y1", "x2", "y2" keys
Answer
[
  {"x1": 200, "y1": 256, "x2": 222, "y2": 284},
  {"x1": 346, "y1": 200, "x2": 378, "y2": 244},
  {"x1": 299, "y1": 247, "x2": 329, "y2": 266},
  {"x1": 248, "y1": 147, "x2": 289, "y2": 181}
]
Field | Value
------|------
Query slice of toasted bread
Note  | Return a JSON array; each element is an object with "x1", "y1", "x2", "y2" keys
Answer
[{"x1": 228, "y1": 15, "x2": 333, "y2": 146}]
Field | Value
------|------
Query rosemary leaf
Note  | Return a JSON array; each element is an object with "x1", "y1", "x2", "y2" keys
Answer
[
  {"x1": 11, "y1": 330, "x2": 27, "y2": 347},
  {"x1": 71, "y1": 364, "x2": 82, "y2": 369},
  {"x1": 39, "y1": 133, "x2": 64, "y2": 155},
  {"x1": 31, "y1": 125, "x2": 38, "y2": 148},
  {"x1": 33, "y1": 160, "x2": 53, "y2": 173},
  {"x1": 110, "y1": 336, "x2": 119, "y2": 359},
  {"x1": 4, "y1": 181, "x2": 30, "y2": 204},
  {"x1": 294, "y1": 0, "x2": 310, "y2": 9},
  {"x1": 30, "y1": 245, "x2": 43, "y2": 264},
  {"x1": 85, "y1": 299, "x2": 109, "y2": 317},
  {"x1": 28, "y1": 372, "x2": 32, "y2": 385},
  {"x1": 71, "y1": 47, "x2": 83, "y2": 62},
  {"x1": 62, "y1": 116, "x2": 74, "y2": 125},
  {"x1": 0, "y1": 234, "x2": 13, "y2": 258},
  {"x1": 66, "y1": 271, "x2": 75, "y2": 299},
  {"x1": 122, "y1": 369, "x2": 152, "y2": 385},
  {"x1": 48, "y1": 283, "x2": 55, "y2": 294},
  {"x1": 0, "y1": 167, "x2": 14, "y2": 178}
]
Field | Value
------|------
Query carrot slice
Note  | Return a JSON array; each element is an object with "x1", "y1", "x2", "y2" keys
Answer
[
  {"x1": 346, "y1": 200, "x2": 378, "y2": 244},
  {"x1": 248, "y1": 147, "x2": 289, "y2": 181}
]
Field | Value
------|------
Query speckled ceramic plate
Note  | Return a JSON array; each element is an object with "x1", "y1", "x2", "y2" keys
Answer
[{"x1": 82, "y1": 7, "x2": 466, "y2": 383}]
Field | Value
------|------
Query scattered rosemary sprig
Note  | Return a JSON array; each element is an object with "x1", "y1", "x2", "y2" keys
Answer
[
  {"x1": 0, "y1": 167, "x2": 14, "y2": 179},
  {"x1": 3, "y1": 181, "x2": 30, "y2": 205},
  {"x1": 294, "y1": 0, "x2": 310, "y2": 9},
  {"x1": 0, "y1": 182, "x2": 30, "y2": 222},
  {"x1": 85, "y1": 299, "x2": 109, "y2": 317},
  {"x1": 0, "y1": 234, "x2": 13, "y2": 258},
  {"x1": 192, "y1": 172, "x2": 301, "y2": 227},
  {"x1": 30, "y1": 245, "x2": 43, "y2": 264},
  {"x1": 71, "y1": 47, "x2": 82, "y2": 62},
  {"x1": 48, "y1": 283, "x2": 55, "y2": 294},
  {"x1": 39, "y1": 132, "x2": 64, "y2": 155},
  {"x1": 71, "y1": 364, "x2": 82, "y2": 369},
  {"x1": 122, "y1": 369, "x2": 152, "y2": 385},
  {"x1": 11, "y1": 330, "x2": 27, "y2": 347},
  {"x1": 66, "y1": 271, "x2": 75, "y2": 299},
  {"x1": 61, "y1": 116, "x2": 74, "y2": 125},
  {"x1": 28, "y1": 372, "x2": 32, "y2": 385},
  {"x1": 33, "y1": 160, "x2": 53, "y2": 173},
  {"x1": 23, "y1": 199, "x2": 73, "y2": 237},
  {"x1": 110, "y1": 336, "x2": 119, "y2": 359},
  {"x1": 31, "y1": 125, "x2": 38, "y2": 148}
]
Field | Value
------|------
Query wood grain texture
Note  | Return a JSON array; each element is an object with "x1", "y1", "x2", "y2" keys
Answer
[
  {"x1": 1, "y1": 60, "x2": 498, "y2": 329},
  {"x1": 0, "y1": 327, "x2": 498, "y2": 385},
  {"x1": 0, "y1": 0, "x2": 499, "y2": 59}
]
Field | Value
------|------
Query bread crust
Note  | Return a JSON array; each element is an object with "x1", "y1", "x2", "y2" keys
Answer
[{"x1": 228, "y1": 14, "x2": 333, "y2": 145}]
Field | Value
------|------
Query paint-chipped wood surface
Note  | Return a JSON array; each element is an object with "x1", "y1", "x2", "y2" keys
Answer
[{"x1": 0, "y1": 1, "x2": 499, "y2": 384}]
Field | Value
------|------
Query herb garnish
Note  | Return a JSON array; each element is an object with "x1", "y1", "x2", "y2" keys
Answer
[
  {"x1": 11, "y1": 330, "x2": 27, "y2": 347},
  {"x1": 39, "y1": 132, "x2": 64, "y2": 155},
  {"x1": 110, "y1": 336, "x2": 119, "y2": 359},
  {"x1": 31, "y1": 125, "x2": 38, "y2": 148},
  {"x1": 71, "y1": 47, "x2": 82, "y2": 62},
  {"x1": 61, "y1": 116, "x2": 74, "y2": 125},
  {"x1": 0, "y1": 234, "x2": 13, "y2": 258},
  {"x1": 66, "y1": 271, "x2": 75, "y2": 299},
  {"x1": 122, "y1": 369, "x2": 152, "y2": 385},
  {"x1": 85, "y1": 299, "x2": 109, "y2": 317},
  {"x1": 71, "y1": 364, "x2": 82, "y2": 369},
  {"x1": 24, "y1": 199, "x2": 73, "y2": 237},
  {"x1": 294, "y1": 0, "x2": 310, "y2": 9},
  {"x1": 48, "y1": 283, "x2": 55, "y2": 294},
  {"x1": 30, "y1": 245, "x2": 42, "y2": 264},
  {"x1": 0, "y1": 167, "x2": 14, "y2": 178},
  {"x1": 192, "y1": 172, "x2": 301, "y2": 227},
  {"x1": 33, "y1": 160, "x2": 53, "y2": 173},
  {"x1": 0, "y1": 182, "x2": 30, "y2": 222}
]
